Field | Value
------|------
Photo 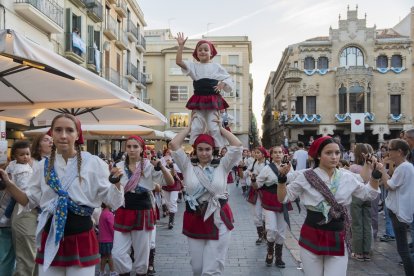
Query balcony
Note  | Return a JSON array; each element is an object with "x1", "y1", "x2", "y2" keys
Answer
[
  {"x1": 136, "y1": 35, "x2": 146, "y2": 53},
  {"x1": 388, "y1": 113, "x2": 405, "y2": 124},
  {"x1": 334, "y1": 112, "x2": 375, "y2": 123},
  {"x1": 144, "y1": 73, "x2": 153, "y2": 84},
  {"x1": 142, "y1": 98, "x2": 152, "y2": 105},
  {"x1": 69, "y1": 0, "x2": 86, "y2": 8},
  {"x1": 126, "y1": 20, "x2": 139, "y2": 42},
  {"x1": 107, "y1": 0, "x2": 116, "y2": 4},
  {"x1": 14, "y1": 0, "x2": 63, "y2": 33},
  {"x1": 126, "y1": 63, "x2": 138, "y2": 82},
  {"x1": 222, "y1": 64, "x2": 243, "y2": 75},
  {"x1": 136, "y1": 72, "x2": 146, "y2": 89},
  {"x1": 121, "y1": 77, "x2": 129, "y2": 92},
  {"x1": 285, "y1": 114, "x2": 322, "y2": 125},
  {"x1": 284, "y1": 68, "x2": 302, "y2": 83},
  {"x1": 335, "y1": 66, "x2": 373, "y2": 78},
  {"x1": 85, "y1": 0, "x2": 103, "y2": 23},
  {"x1": 86, "y1": 46, "x2": 101, "y2": 73},
  {"x1": 105, "y1": 68, "x2": 120, "y2": 87},
  {"x1": 64, "y1": 32, "x2": 85, "y2": 64},
  {"x1": 114, "y1": 0, "x2": 127, "y2": 18},
  {"x1": 103, "y1": 16, "x2": 117, "y2": 40},
  {"x1": 115, "y1": 30, "x2": 128, "y2": 50}
]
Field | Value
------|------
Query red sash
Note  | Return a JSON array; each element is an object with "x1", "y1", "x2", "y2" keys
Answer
[
  {"x1": 182, "y1": 203, "x2": 234, "y2": 240},
  {"x1": 227, "y1": 172, "x2": 234, "y2": 184},
  {"x1": 260, "y1": 185, "x2": 293, "y2": 212},
  {"x1": 298, "y1": 223, "x2": 345, "y2": 256}
]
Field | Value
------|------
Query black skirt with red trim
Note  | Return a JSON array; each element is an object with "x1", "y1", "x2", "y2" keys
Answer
[
  {"x1": 35, "y1": 229, "x2": 100, "y2": 267},
  {"x1": 186, "y1": 78, "x2": 229, "y2": 110},
  {"x1": 114, "y1": 207, "x2": 156, "y2": 232},
  {"x1": 260, "y1": 185, "x2": 293, "y2": 212}
]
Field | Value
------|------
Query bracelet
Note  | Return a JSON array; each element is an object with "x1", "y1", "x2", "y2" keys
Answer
[
  {"x1": 154, "y1": 161, "x2": 162, "y2": 171},
  {"x1": 278, "y1": 175, "x2": 287, "y2": 184}
]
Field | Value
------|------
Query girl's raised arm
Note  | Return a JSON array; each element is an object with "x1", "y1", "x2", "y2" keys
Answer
[{"x1": 176, "y1": 32, "x2": 188, "y2": 70}]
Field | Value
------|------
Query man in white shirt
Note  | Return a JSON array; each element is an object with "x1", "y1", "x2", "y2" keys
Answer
[{"x1": 292, "y1": 142, "x2": 308, "y2": 171}]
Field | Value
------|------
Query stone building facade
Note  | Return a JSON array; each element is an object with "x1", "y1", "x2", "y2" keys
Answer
[{"x1": 262, "y1": 7, "x2": 413, "y2": 150}]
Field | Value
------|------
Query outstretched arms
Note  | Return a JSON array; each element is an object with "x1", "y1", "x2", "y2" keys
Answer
[{"x1": 176, "y1": 32, "x2": 188, "y2": 70}]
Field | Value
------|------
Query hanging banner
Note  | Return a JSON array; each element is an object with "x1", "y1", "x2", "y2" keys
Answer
[{"x1": 351, "y1": 113, "x2": 365, "y2": 133}]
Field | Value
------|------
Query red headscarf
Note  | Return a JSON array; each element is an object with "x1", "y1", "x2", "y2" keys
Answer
[
  {"x1": 127, "y1": 135, "x2": 146, "y2": 157},
  {"x1": 47, "y1": 115, "x2": 84, "y2": 145},
  {"x1": 308, "y1": 136, "x2": 332, "y2": 159},
  {"x1": 257, "y1": 146, "x2": 270, "y2": 159},
  {"x1": 192, "y1": 40, "x2": 218, "y2": 61},
  {"x1": 193, "y1": 134, "x2": 215, "y2": 148}
]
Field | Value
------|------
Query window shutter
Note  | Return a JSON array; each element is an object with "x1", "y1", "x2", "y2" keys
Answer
[
  {"x1": 88, "y1": 25, "x2": 94, "y2": 47},
  {"x1": 87, "y1": 25, "x2": 94, "y2": 64},
  {"x1": 65, "y1": 8, "x2": 72, "y2": 52}
]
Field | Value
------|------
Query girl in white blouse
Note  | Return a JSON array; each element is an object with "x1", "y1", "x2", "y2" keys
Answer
[
  {"x1": 0, "y1": 114, "x2": 124, "y2": 276},
  {"x1": 277, "y1": 136, "x2": 381, "y2": 276},
  {"x1": 169, "y1": 116, "x2": 242, "y2": 275},
  {"x1": 176, "y1": 32, "x2": 234, "y2": 150}
]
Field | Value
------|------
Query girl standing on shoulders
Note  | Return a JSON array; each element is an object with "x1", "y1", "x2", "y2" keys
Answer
[
  {"x1": 277, "y1": 136, "x2": 381, "y2": 276},
  {"x1": 176, "y1": 32, "x2": 234, "y2": 151},
  {"x1": 0, "y1": 113, "x2": 124, "y2": 276},
  {"x1": 169, "y1": 115, "x2": 242, "y2": 275}
]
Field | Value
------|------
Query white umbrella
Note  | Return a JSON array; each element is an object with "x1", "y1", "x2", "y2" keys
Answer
[
  {"x1": 24, "y1": 125, "x2": 170, "y2": 140},
  {"x1": 0, "y1": 29, "x2": 166, "y2": 125}
]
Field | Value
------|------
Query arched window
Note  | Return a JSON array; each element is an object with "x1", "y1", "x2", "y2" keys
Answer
[
  {"x1": 339, "y1": 84, "x2": 347, "y2": 114},
  {"x1": 391, "y1": 54, "x2": 402, "y2": 68},
  {"x1": 317, "y1": 57, "x2": 329, "y2": 69},
  {"x1": 304, "y1": 57, "x2": 315, "y2": 70},
  {"x1": 339, "y1": 47, "x2": 364, "y2": 67},
  {"x1": 376, "y1": 55, "x2": 388, "y2": 68},
  {"x1": 349, "y1": 85, "x2": 364, "y2": 113}
]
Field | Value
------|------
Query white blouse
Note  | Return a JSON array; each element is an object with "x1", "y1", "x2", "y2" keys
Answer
[
  {"x1": 256, "y1": 164, "x2": 294, "y2": 189},
  {"x1": 116, "y1": 159, "x2": 169, "y2": 191},
  {"x1": 26, "y1": 152, "x2": 124, "y2": 211},
  {"x1": 182, "y1": 61, "x2": 234, "y2": 92},
  {"x1": 284, "y1": 167, "x2": 380, "y2": 207},
  {"x1": 172, "y1": 146, "x2": 242, "y2": 202}
]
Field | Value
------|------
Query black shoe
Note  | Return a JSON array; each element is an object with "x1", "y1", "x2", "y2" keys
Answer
[
  {"x1": 256, "y1": 237, "x2": 263, "y2": 245},
  {"x1": 380, "y1": 235, "x2": 395, "y2": 242}
]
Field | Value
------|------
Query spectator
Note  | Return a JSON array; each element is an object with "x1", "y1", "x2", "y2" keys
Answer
[{"x1": 292, "y1": 142, "x2": 308, "y2": 171}]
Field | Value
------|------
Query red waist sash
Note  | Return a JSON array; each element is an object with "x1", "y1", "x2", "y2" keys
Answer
[
  {"x1": 260, "y1": 185, "x2": 292, "y2": 212},
  {"x1": 299, "y1": 223, "x2": 345, "y2": 256}
]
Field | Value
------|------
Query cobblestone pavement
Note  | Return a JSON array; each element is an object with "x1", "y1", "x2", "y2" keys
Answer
[
  {"x1": 103, "y1": 183, "x2": 407, "y2": 275},
  {"x1": 155, "y1": 184, "x2": 303, "y2": 276}
]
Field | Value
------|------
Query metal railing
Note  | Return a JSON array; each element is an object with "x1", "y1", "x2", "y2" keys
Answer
[
  {"x1": 109, "y1": 68, "x2": 120, "y2": 86},
  {"x1": 85, "y1": 0, "x2": 103, "y2": 21},
  {"x1": 139, "y1": 72, "x2": 146, "y2": 85},
  {"x1": 15, "y1": 0, "x2": 64, "y2": 28},
  {"x1": 105, "y1": 15, "x2": 118, "y2": 38},
  {"x1": 137, "y1": 34, "x2": 146, "y2": 50},
  {"x1": 222, "y1": 64, "x2": 243, "y2": 74},
  {"x1": 127, "y1": 20, "x2": 139, "y2": 40},
  {"x1": 127, "y1": 63, "x2": 138, "y2": 80},
  {"x1": 118, "y1": 29, "x2": 129, "y2": 46},
  {"x1": 116, "y1": 0, "x2": 127, "y2": 13}
]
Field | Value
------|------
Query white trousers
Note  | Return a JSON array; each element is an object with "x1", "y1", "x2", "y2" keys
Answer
[
  {"x1": 300, "y1": 247, "x2": 348, "y2": 276},
  {"x1": 250, "y1": 196, "x2": 264, "y2": 227},
  {"x1": 264, "y1": 210, "x2": 286, "y2": 244},
  {"x1": 38, "y1": 265, "x2": 95, "y2": 276},
  {"x1": 162, "y1": 190, "x2": 179, "y2": 213},
  {"x1": 112, "y1": 230, "x2": 151, "y2": 274},
  {"x1": 150, "y1": 225, "x2": 156, "y2": 249},
  {"x1": 189, "y1": 110, "x2": 226, "y2": 148},
  {"x1": 187, "y1": 223, "x2": 231, "y2": 276}
]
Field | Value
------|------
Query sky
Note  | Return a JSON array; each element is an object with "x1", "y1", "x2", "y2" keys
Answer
[{"x1": 139, "y1": 0, "x2": 413, "y2": 138}]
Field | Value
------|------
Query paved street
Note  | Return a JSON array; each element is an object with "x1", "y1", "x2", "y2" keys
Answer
[{"x1": 155, "y1": 183, "x2": 406, "y2": 276}]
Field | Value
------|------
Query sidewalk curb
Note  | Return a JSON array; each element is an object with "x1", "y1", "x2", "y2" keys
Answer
[{"x1": 285, "y1": 230, "x2": 302, "y2": 265}]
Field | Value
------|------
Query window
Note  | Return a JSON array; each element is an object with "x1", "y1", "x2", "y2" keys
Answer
[
  {"x1": 339, "y1": 46, "x2": 364, "y2": 67},
  {"x1": 228, "y1": 55, "x2": 239, "y2": 65},
  {"x1": 212, "y1": 55, "x2": 221, "y2": 64},
  {"x1": 294, "y1": 61, "x2": 298, "y2": 68},
  {"x1": 376, "y1": 55, "x2": 388, "y2": 68},
  {"x1": 227, "y1": 109, "x2": 240, "y2": 127},
  {"x1": 169, "y1": 86, "x2": 188, "y2": 101},
  {"x1": 169, "y1": 59, "x2": 185, "y2": 75},
  {"x1": 306, "y1": 96, "x2": 316, "y2": 114},
  {"x1": 169, "y1": 113, "x2": 189, "y2": 128},
  {"x1": 349, "y1": 85, "x2": 364, "y2": 113},
  {"x1": 317, "y1": 57, "x2": 329, "y2": 70},
  {"x1": 391, "y1": 55, "x2": 402, "y2": 68},
  {"x1": 296, "y1": 97, "x2": 304, "y2": 114},
  {"x1": 390, "y1": 95, "x2": 401, "y2": 115},
  {"x1": 339, "y1": 84, "x2": 347, "y2": 114},
  {"x1": 367, "y1": 84, "x2": 371, "y2": 113},
  {"x1": 304, "y1": 57, "x2": 315, "y2": 70}
]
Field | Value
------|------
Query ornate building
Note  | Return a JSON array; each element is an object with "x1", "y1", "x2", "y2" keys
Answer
[{"x1": 262, "y1": 6, "x2": 413, "y2": 149}]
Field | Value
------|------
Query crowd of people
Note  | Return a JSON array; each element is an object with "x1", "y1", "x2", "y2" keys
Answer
[{"x1": 0, "y1": 35, "x2": 414, "y2": 276}]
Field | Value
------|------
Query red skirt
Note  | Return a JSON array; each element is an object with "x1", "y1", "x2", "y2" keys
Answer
[
  {"x1": 162, "y1": 179, "x2": 182, "y2": 191},
  {"x1": 182, "y1": 203, "x2": 234, "y2": 240},
  {"x1": 186, "y1": 94, "x2": 229, "y2": 110},
  {"x1": 261, "y1": 189, "x2": 293, "y2": 212},
  {"x1": 227, "y1": 172, "x2": 234, "y2": 184},
  {"x1": 247, "y1": 188, "x2": 259, "y2": 204},
  {"x1": 35, "y1": 229, "x2": 99, "y2": 267},
  {"x1": 298, "y1": 223, "x2": 345, "y2": 256},
  {"x1": 114, "y1": 207, "x2": 156, "y2": 232}
]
